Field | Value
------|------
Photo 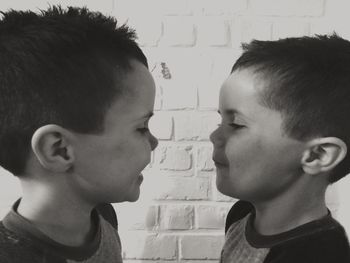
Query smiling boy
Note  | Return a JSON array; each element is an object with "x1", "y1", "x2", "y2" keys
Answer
[
  {"x1": 0, "y1": 6, "x2": 158, "y2": 263},
  {"x1": 210, "y1": 35, "x2": 350, "y2": 262}
]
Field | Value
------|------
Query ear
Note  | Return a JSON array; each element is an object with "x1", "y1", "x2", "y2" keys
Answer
[
  {"x1": 31, "y1": 125, "x2": 75, "y2": 172},
  {"x1": 301, "y1": 137, "x2": 347, "y2": 175}
]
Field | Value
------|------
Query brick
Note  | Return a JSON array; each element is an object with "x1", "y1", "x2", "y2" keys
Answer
[
  {"x1": 160, "y1": 205, "x2": 194, "y2": 230},
  {"x1": 198, "y1": 0, "x2": 247, "y2": 15},
  {"x1": 212, "y1": 183, "x2": 237, "y2": 202},
  {"x1": 162, "y1": 79, "x2": 197, "y2": 110},
  {"x1": 114, "y1": 203, "x2": 158, "y2": 230},
  {"x1": 196, "y1": 205, "x2": 230, "y2": 229},
  {"x1": 249, "y1": 0, "x2": 325, "y2": 17},
  {"x1": 149, "y1": 112, "x2": 173, "y2": 140},
  {"x1": 231, "y1": 19, "x2": 272, "y2": 49},
  {"x1": 146, "y1": 49, "x2": 199, "y2": 110},
  {"x1": 309, "y1": 20, "x2": 336, "y2": 36},
  {"x1": 154, "y1": 83, "x2": 162, "y2": 110},
  {"x1": 124, "y1": 261, "x2": 177, "y2": 263},
  {"x1": 126, "y1": 17, "x2": 162, "y2": 47},
  {"x1": 122, "y1": 233, "x2": 177, "y2": 260},
  {"x1": 197, "y1": 18, "x2": 230, "y2": 47},
  {"x1": 174, "y1": 111, "x2": 220, "y2": 141},
  {"x1": 157, "y1": 145, "x2": 192, "y2": 171},
  {"x1": 153, "y1": 176, "x2": 211, "y2": 200},
  {"x1": 0, "y1": 0, "x2": 114, "y2": 14},
  {"x1": 180, "y1": 235, "x2": 225, "y2": 259},
  {"x1": 197, "y1": 145, "x2": 215, "y2": 171},
  {"x1": 197, "y1": 49, "x2": 240, "y2": 109},
  {"x1": 272, "y1": 21, "x2": 309, "y2": 40},
  {"x1": 114, "y1": 0, "x2": 159, "y2": 22},
  {"x1": 158, "y1": 0, "x2": 192, "y2": 15},
  {"x1": 161, "y1": 17, "x2": 196, "y2": 47}
]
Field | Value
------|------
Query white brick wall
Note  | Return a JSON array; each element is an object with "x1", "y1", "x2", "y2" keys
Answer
[{"x1": 1, "y1": 0, "x2": 350, "y2": 262}]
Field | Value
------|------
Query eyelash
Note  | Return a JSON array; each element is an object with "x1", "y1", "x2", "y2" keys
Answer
[
  {"x1": 218, "y1": 123, "x2": 245, "y2": 130},
  {"x1": 229, "y1": 123, "x2": 245, "y2": 129}
]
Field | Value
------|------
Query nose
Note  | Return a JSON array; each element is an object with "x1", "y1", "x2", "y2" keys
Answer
[
  {"x1": 210, "y1": 126, "x2": 224, "y2": 147},
  {"x1": 149, "y1": 132, "x2": 158, "y2": 151}
]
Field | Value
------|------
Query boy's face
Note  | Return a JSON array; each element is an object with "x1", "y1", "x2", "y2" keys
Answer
[
  {"x1": 71, "y1": 60, "x2": 158, "y2": 204},
  {"x1": 210, "y1": 68, "x2": 306, "y2": 202}
]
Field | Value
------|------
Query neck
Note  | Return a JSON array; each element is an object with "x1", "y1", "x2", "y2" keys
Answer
[
  {"x1": 252, "y1": 178, "x2": 328, "y2": 236},
  {"x1": 18, "y1": 177, "x2": 97, "y2": 246}
]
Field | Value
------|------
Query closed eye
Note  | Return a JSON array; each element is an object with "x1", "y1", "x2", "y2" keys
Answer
[{"x1": 229, "y1": 123, "x2": 245, "y2": 129}]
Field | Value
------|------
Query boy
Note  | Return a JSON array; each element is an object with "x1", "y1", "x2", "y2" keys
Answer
[
  {"x1": 210, "y1": 34, "x2": 350, "y2": 263},
  {"x1": 0, "y1": 6, "x2": 158, "y2": 263}
]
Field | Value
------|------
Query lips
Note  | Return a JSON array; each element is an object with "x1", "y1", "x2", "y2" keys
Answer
[
  {"x1": 137, "y1": 174, "x2": 144, "y2": 184},
  {"x1": 212, "y1": 156, "x2": 228, "y2": 167}
]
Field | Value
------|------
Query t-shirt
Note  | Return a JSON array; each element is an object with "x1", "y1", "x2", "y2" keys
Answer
[
  {"x1": 221, "y1": 200, "x2": 350, "y2": 263},
  {"x1": 0, "y1": 199, "x2": 123, "y2": 263}
]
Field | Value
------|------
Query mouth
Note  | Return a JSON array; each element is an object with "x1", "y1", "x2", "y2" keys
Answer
[
  {"x1": 212, "y1": 158, "x2": 228, "y2": 168},
  {"x1": 137, "y1": 173, "x2": 144, "y2": 184}
]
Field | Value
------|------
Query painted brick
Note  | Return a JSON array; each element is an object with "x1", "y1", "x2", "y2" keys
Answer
[
  {"x1": 197, "y1": 49, "x2": 240, "y2": 108},
  {"x1": 127, "y1": 17, "x2": 162, "y2": 47},
  {"x1": 249, "y1": 0, "x2": 325, "y2": 17},
  {"x1": 0, "y1": 0, "x2": 114, "y2": 14},
  {"x1": 114, "y1": 0, "x2": 160, "y2": 22},
  {"x1": 231, "y1": 19, "x2": 272, "y2": 49},
  {"x1": 197, "y1": 18, "x2": 230, "y2": 47},
  {"x1": 162, "y1": 79, "x2": 197, "y2": 110},
  {"x1": 122, "y1": 233, "x2": 177, "y2": 260},
  {"x1": 212, "y1": 184, "x2": 237, "y2": 202},
  {"x1": 161, "y1": 17, "x2": 196, "y2": 46},
  {"x1": 196, "y1": 205, "x2": 230, "y2": 229},
  {"x1": 150, "y1": 112, "x2": 173, "y2": 140},
  {"x1": 158, "y1": 0, "x2": 192, "y2": 15},
  {"x1": 198, "y1": 0, "x2": 248, "y2": 15},
  {"x1": 272, "y1": 21, "x2": 309, "y2": 40},
  {"x1": 174, "y1": 111, "x2": 220, "y2": 141},
  {"x1": 115, "y1": 204, "x2": 159, "y2": 230},
  {"x1": 154, "y1": 176, "x2": 210, "y2": 200},
  {"x1": 157, "y1": 145, "x2": 192, "y2": 171},
  {"x1": 180, "y1": 235, "x2": 225, "y2": 259},
  {"x1": 197, "y1": 145, "x2": 215, "y2": 171},
  {"x1": 146, "y1": 49, "x2": 200, "y2": 110},
  {"x1": 160, "y1": 205, "x2": 194, "y2": 230}
]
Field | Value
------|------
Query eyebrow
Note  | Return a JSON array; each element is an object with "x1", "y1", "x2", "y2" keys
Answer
[
  {"x1": 218, "y1": 108, "x2": 250, "y2": 120},
  {"x1": 218, "y1": 109, "x2": 241, "y2": 116}
]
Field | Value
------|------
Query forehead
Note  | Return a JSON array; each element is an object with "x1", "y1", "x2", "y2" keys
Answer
[
  {"x1": 219, "y1": 68, "x2": 266, "y2": 117},
  {"x1": 104, "y1": 60, "x2": 156, "y2": 125}
]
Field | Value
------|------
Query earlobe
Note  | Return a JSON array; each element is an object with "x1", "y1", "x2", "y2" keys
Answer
[
  {"x1": 301, "y1": 137, "x2": 347, "y2": 175},
  {"x1": 31, "y1": 125, "x2": 75, "y2": 172}
]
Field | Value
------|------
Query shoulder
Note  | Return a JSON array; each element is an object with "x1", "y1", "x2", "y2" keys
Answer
[
  {"x1": 95, "y1": 203, "x2": 118, "y2": 230},
  {"x1": 225, "y1": 200, "x2": 254, "y2": 233},
  {"x1": 0, "y1": 222, "x2": 44, "y2": 263},
  {"x1": 265, "y1": 221, "x2": 350, "y2": 263}
]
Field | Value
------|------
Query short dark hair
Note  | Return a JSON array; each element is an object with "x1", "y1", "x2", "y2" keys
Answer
[
  {"x1": 232, "y1": 34, "x2": 350, "y2": 183},
  {"x1": 0, "y1": 6, "x2": 148, "y2": 176}
]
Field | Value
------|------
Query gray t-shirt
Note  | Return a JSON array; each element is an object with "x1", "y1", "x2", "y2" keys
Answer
[{"x1": 0, "y1": 199, "x2": 123, "y2": 263}]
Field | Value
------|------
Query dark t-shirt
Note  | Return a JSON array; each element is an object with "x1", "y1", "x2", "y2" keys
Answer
[
  {"x1": 0, "y1": 199, "x2": 123, "y2": 263},
  {"x1": 221, "y1": 200, "x2": 350, "y2": 263}
]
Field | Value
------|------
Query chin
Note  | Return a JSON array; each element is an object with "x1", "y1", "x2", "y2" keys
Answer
[
  {"x1": 216, "y1": 172, "x2": 240, "y2": 200},
  {"x1": 124, "y1": 188, "x2": 141, "y2": 202}
]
